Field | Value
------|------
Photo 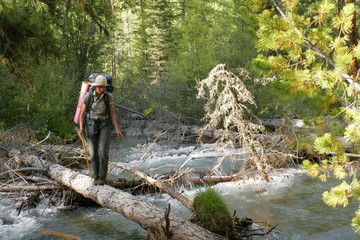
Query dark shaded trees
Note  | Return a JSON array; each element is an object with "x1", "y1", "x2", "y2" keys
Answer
[
  {"x1": 0, "y1": 0, "x2": 258, "y2": 137},
  {"x1": 0, "y1": 0, "x2": 116, "y2": 138}
]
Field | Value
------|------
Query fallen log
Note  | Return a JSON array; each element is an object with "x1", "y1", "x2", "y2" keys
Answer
[
  {"x1": 260, "y1": 119, "x2": 304, "y2": 128},
  {"x1": 180, "y1": 176, "x2": 237, "y2": 185},
  {"x1": 124, "y1": 118, "x2": 305, "y2": 140},
  {"x1": 11, "y1": 149, "x2": 226, "y2": 240},
  {"x1": 0, "y1": 185, "x2": 61, "y2": 192},
  {"x1": 112, "y1": 162, "x2": 246, "y2": 196}
]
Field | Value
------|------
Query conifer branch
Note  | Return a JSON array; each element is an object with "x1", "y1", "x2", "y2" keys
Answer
[{"x1": 270, "y1": 0, "x2": 360, "y2": 91}]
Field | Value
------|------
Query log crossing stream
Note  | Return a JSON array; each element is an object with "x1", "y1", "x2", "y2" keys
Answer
[{"x1": 0, "y1": 137, "x2": 359, "y2": 240}]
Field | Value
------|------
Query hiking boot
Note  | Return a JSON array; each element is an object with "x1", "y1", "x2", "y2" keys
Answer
[
  {"x1": 93, "y1": 179, "x2": 99, "y2": 185},
  {"x1": 97, "y1": 179, "x2": 106, "y2": 185}
]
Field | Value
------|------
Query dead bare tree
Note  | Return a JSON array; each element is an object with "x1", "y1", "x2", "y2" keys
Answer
[{"x1": 197, "y1": 64, "x2": 270, "y2": 181}]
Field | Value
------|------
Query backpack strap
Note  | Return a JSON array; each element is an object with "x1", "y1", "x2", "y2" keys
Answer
[
  {"x1": 86, "y1": 90, "x2": 94, "y2": 119},
  {"x1": 86, "y1": 91, "x2": 110, "y2": 119},
  {"x1": 104, "y1": 91, "x2": 110, "y2": 118}
]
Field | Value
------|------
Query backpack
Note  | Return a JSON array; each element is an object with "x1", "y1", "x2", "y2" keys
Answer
[
  {"x1": 88, "y1": 73, "x2": 114, "y2": 93},
  {"x1": 86, "y1": 73, "x2": 113, "y2": 119}
]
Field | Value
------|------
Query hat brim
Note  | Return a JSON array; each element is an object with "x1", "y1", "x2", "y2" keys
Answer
[{"x1": 92, "y1": 83, "x2": 109, "y2": 87}]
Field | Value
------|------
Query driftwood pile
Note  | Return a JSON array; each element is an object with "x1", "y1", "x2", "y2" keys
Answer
[
  {"x1": 1, "y1": 147, "x2": 226, "y2": 239},
  {"x1": 1, "y1": 145, "x2": 280, "y2": 238},
  {"x1": 0, "y1": 142, "x2": 281, "y2": 239},
  {"x1": 0, "y1": 120, "x2": 293, "y2": 239}
]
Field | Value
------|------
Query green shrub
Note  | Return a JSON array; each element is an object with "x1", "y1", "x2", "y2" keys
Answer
[{"x1": 190, "y1": 188, "x2": 234, "y2": 238}]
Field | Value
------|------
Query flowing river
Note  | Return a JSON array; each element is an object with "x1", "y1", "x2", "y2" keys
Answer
[{"x1": 1, "y1": 137, "x2": 359, "y2": 240}]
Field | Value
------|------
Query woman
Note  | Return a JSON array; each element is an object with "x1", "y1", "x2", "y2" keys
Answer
[{"x1": 78, "y1": 75, "x2": 123, "y2": 185}]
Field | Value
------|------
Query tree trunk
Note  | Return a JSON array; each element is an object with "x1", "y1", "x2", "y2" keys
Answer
[
  {"x1": 350, "y1": 0, "x2": 358, "y2": 78},
  {"x1": 11, "y1": 149, "x2": 226, "y2": 240},
  {"x1": 181, "y1": 0, "x2": 185, "y2": 22}
]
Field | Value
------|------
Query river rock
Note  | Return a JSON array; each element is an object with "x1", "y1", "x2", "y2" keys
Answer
[{"x1": 0, "y1": 216, "x2": 14, "y2": 225}]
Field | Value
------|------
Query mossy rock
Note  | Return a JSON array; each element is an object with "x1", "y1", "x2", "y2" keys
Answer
[{"x1": 190, "y1": 188, "x2": 235, "y2": 238}]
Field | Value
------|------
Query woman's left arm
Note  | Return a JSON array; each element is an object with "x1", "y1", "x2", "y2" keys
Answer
[{"x1": 109, "y1": 104, "x2": 123, "y2": 139}]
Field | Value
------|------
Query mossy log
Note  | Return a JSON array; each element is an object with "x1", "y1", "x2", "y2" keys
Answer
[{"x1": 10, "y1": 149, "x2": 226, "y2": 240}]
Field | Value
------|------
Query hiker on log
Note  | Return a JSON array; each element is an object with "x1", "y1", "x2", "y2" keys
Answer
[
  {"x1": 9, "y1": 149, "x2": 226, "y2": 240},
  {"x1": 78, "y1": 75, "x2": 123, "y2": 185}
]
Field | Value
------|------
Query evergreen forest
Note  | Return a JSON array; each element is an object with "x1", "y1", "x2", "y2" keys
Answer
[
  {"x1": 1, "y1": 0, "x2": 326, "y2": 140},
  {"x1": 2, "y1": 0, "x2": 360, "y2": 235}
]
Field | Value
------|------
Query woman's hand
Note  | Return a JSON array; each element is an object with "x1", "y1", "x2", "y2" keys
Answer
[
  {"x1": 78, "y1": 130, "x2": 84, "y2": 138},
  {"x1": 116, "y1": 129, "x2": 123, "y2": 139}
]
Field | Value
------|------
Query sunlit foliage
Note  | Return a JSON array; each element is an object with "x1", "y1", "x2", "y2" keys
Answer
[{"x1": 241, "y1": 0, "x2": 360, "y2": 232}]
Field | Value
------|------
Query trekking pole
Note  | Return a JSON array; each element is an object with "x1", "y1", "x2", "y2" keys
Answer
[{"x1": 76, "y1": 127, "x2": 92, "y2": 178}]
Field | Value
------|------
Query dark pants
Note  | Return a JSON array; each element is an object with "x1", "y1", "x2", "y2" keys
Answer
[{"x1": 85, "y1": 118, "x2": 111, "y2": 181}]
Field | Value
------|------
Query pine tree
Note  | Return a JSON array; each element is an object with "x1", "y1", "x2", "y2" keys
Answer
[
  {"x1": 163, "y1": 0, "x2": 218, "y2": 118},
  {"x1": 0, "y1": 0, "x2": 115, "y2": 138},
  {"x1": 241, "y1": 0, "x2": 360, "y2": 231},
  {"x1": 0, "y1": 0, "x2": 114, "y2": 84}
]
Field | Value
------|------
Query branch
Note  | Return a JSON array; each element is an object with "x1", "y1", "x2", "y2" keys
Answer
[
  {"x1": 332, "y1": 99, "x2": 360, "y2": 119},
  {"x1": 30, "y1": 131, "x2": 52, "y2": 147},
  {"x1": 325, "y1": 151, "x2": 360, "y2": 158},
  {"x1": 113, "y1": 103, "x2": 151, "y2": 121},
  {"x1": 264, "y1": 136, "x2": 283, "y2": 154},
  {"x1": 0, "y1": 145, "x2": 9, "y2": 155},
  {"x1": 115, "y1": 163, "x2": 194, "y2": 211},
  {"x1": 243, "y1": 224, "x2": 278, "y2": 237},
  {"x1": 6, "y1": 118, "x2": 37, "y2": 132},
  {"x1": 162, "y1": 204, "x2": 172, "y2": 239},
  {"x1": 270, "y1": 0, "x2": 360, "y2": 91}
]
